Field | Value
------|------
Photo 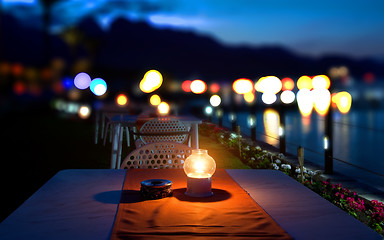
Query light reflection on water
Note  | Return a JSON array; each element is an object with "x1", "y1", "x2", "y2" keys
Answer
[
  {"x1": 262, "y1": 108, "x2": 279, "y2": 146},
  {"x1": 218, "y1": 107, "x2": 384, "y2": 189}
]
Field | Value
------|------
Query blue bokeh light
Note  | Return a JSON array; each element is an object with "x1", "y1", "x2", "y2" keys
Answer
[
  {"x1": 90, "y1": 78, "x2": 107, "y2": 96},
  {"x1": 63, "y1": 76, "x2": 73, "y2": 90}
]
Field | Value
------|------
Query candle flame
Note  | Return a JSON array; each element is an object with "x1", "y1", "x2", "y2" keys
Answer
[{"x1": 193, "y1": 161, "x2": 205, "y2": 173}]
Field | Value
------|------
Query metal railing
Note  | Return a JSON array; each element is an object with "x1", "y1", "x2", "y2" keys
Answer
[{"x1": 210, "y1": 111, "x2": 384, "y2": 180}]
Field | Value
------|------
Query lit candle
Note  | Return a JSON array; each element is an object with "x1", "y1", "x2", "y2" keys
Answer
[{"x1": 184, "y1": 149, "x2": 216, "y2": 197}]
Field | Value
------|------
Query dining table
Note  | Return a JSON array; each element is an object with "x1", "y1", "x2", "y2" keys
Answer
[{"x1": 0, "y1": 169, "x2": 381, "y2": 240}]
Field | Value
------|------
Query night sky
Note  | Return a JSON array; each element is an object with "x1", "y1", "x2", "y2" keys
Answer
[{"x1": 3, "y1": 0, "x2": 384, "y2": 59}]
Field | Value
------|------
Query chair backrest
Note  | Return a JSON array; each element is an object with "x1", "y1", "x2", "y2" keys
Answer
[
  {"x1": 138, "y1": 117, "x2": 190, "y2": 145},
  {"x1": 120, "y1": 142, "x2": 193, "y2": 169}
]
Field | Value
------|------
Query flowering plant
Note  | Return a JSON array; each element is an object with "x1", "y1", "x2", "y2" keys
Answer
[{"x1": 303, "y1": 180, "x2": 384, "y2": 234}]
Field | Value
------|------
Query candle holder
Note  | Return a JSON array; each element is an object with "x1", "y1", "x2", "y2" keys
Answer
[{"x1": 183, "y1": 149, "x2": 216, "y2": 197}]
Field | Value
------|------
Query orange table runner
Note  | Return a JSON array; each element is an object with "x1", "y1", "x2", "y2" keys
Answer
[{"x1": 111, "y1": 169, "x2": 292, "y2": 240}]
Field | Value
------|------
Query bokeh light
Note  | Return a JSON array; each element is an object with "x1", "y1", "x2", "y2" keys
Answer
[
  {"x1": 51, "y1": 57, "x2": 66, "y2": 72},
  {"x1": 168, "y1": 80, "x2": 180, "y2": 92},
  {"x1": 150, "y1": 94, "x2": 161, "y2": 106},
  {"x1": 116, "y1": 93, "x2": 128, "y2": 106},
  {"x1": 181, "y1": 80, "x2": 192, "y2": 92},
  {"x1": 261, "y1": 92, "x2": 277, "y2": 104},
  {"x1": 244, "y1": 92, "x2": 255, "y2": 103},
  {"x1": 209, "y1": 95, "x2": 221, "y2": 107},
  {"x1": 232, "y1": 78, "x2": 253, "y2": 94},
  {"x1": 254, "y1": 77, "x2": 265, "y2": 92},
  {"x1": 281, "y1": 77, "x2": 295, "y2": 91},
  {"x1": 78, "y1": 105, "x2": 91, "y2": 119},
  {"x1": 90, "y1": 78, "x2": 107, "y2": 96},
  {"x1": 247, "y1": 115, "x2": 256, "y2": 127},
  {"x1": 62, "y1": 76, "x2": 73, "y2": 90},
  {"x1": 312, "y1": 75, "x2": 331, "y2": 89},
  {"x1": 0, "y1": 62, "x2": 11, "y2": 75},
  {"x1": 139, "y1": 70, "x2": 163, "y2": 93},
  {"x1": 190, "y1": 79, "x2": 207, "y2": 94},
  {"x1": 11, "y1": 63, "x2": 23, "y2": 77},
  {"x1": 297, "y1": 88, "x2": 313, "y2": 116},
  {"x1": 210, "y1": 83, "x2": 220, "y2": 93},
  {"x1": 280, "y1": 90, "x2": 295, "y2": 104},
  {"x1": 205, "y1": 106, "x2": 213, "y2": 115},
  {"x1": 333, "y1": 91, "x2": 352, "y2": 114},
  {"x1": 68, "y1": 88, "x2": 81, "y2": 101},
  {"x1": 255, "y1": 76, "x2": 281, "y2": 94},
  {"x1": 158, "y1": 102, "x2": 170, "y2": 115},
  {"x1": 24, "y1": 67, "x2": 38, "y2": 82},
  {"x1": 363, "y1": 72, "x2": 375, "y2": 83},
  {"x1": 297, "y1": 75, "x2": 313, "y2": 90},
  {"x1": 324, "y1": 137, "x2": 329, "y2": 150},
  {"x1": 312, "y1": 88, "x2": 331, "y2": 115},
  {"x1": 216, "y1": 109, "x2": 223, "y2": 118},
  {"x1": 329, "y1": 66, "x2": 349, "y2": 79},
  {"x1": 265, "y1": 76, "x2": 282, "y2": 94},
  {"x1": 229, "y1": 112, "x2": 236, "y2": 122},
  {"x1": 74, "y1": 72, "x2": 91, "y2": 90},
  {"x1": 13, "y1": 81, "x2": 26, "y2": 95}
]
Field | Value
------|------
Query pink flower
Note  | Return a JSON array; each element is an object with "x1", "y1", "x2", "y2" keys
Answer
[{"x1": 346, "y1": 197, "x2": 365, "y2": 211}]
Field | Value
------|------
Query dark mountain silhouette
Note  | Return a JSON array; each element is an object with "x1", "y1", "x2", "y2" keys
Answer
[
  {"x1": 90, "y1": 17, "x2": 321, "y2": 81},
  {"x1": 2, "y1": 13, "x2": 384, "y2": 85}
]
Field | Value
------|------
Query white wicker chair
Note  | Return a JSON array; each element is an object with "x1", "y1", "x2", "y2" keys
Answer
[
  {"x1": 133, "y1": 117, "x2": 191, "y2": 147},
  {"x1": 120, "y1": 142, "x2": 192, "y2": 169}
]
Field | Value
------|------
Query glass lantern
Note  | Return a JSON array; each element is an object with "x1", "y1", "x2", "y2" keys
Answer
[{"x1": 183, "y1": 149, "x2": 216, "y2": 197}]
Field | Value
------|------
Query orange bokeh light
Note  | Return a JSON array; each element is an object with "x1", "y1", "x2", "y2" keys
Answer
[
  {"x1": 281, "y1": 77, "x2": 295, "y2": 91},
  {"x1": 333, "y1": 91, "x2": 352, "y2": 114},
  {"x1": 297, "y1": 75, "x2": 313, "y2": 90},
  {"x1": 11, "y1": 63, "x2": 23, "y2": 77},
  {"x1": 244, "y1": 92, "x2": 255, "y2": 103},
  {"x1": 232, "y1": 78, "x2": 253, "y2": 94},
  {"x1": 139, "y1": 70, "x2": 163, "y2": 93},
  {"x1": 116, "y1": 94, "x2": 128, "y2": 106},
  {"x1": 0, "y1": 62, "x2": 11, "y2": 75},
  {"x1": 150, "y1": 94, "x2": 161, "y2": 106}
]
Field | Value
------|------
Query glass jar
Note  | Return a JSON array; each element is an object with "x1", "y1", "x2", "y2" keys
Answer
[{"x1": 183, "y1": 149, "x2": 216, "y2": 179}]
